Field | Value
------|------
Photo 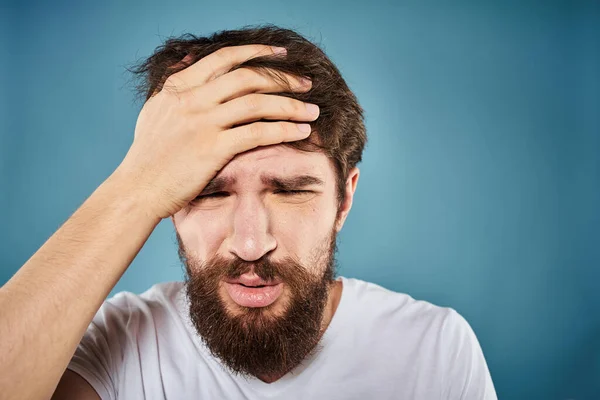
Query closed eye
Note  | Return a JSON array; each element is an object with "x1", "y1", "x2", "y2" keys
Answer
[
  {"x1": 193, "y1": 192, "x2": 229, "y2": 201},
  {"x1": 192, "y1": 190, "x2": 313, "y2": 204}
]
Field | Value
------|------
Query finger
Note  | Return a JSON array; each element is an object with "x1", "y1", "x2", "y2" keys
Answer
[
  {"x1": 165, "y1": 45, "x2": 287, "y2": 92},
  {"x1": 224, "y1": 121, "x2": 312, "y2": 155},
  {"x1": 213, "y1": 94, "x2": 320, "y2": 128},
  {"x1": 199, "y1": 67, "x2": 312, "y2": 105}
]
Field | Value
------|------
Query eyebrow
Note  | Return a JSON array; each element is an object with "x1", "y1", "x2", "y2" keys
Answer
[
  {"x1": 261, "y1": 174, "x2": 325, "y2": 190},
  {"x1": 199, "y1": 176, "x2": 236, "y2": 195},
  {"x1": 198, "y1": 174, "x2": 324, "y2": 195}
]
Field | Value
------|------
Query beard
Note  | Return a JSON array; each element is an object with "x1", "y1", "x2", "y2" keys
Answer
[{"x1": 177, "y1": 228, "x2": 339, "y2": 380}]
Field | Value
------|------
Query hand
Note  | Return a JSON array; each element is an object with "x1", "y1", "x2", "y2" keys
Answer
[{"x1": 115, "y1": 45, "x2": 319, "y2": 219}]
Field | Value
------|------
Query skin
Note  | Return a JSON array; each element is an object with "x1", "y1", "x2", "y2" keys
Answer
[
  {"x1": 0, "y1": 44, "x2": 355, "y2": 400},
  {"x1": 173, "y1": 145, "x2": 360, "y2": 382}
]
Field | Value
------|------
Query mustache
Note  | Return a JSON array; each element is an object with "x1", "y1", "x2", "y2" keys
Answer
[
  {"x1": 224, "y1": 258, "x2": 280, "y2": 281},
  {"x1": 196, "y1": 254, "x2": 308, "y2": 285}
]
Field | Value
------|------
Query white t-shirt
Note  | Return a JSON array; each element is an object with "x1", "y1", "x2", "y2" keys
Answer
[{"x1": 67, "y1": 276, "x2": 497, "y2": 399}]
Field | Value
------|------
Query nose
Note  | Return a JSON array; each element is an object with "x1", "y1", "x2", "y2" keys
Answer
[{"x1": 226, "y1": 195, "x2": 277, "y2": 261}]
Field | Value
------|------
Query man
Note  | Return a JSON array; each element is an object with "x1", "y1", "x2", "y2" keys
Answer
[{"x1": 0, "y1": 26, "x2": 496, "y2": 399}]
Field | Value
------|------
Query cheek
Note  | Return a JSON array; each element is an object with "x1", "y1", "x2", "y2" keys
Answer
[
  {"x1": 176, "y1": 209, "x2": 229, "y2": 258},
  {"x1": 271, "y1": 201, "x2": 336, "y2": 263}
]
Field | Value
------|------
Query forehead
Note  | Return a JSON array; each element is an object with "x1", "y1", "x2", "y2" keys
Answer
[{"x1": 216, "y1": 144, "x2": 334, "y2": 185}]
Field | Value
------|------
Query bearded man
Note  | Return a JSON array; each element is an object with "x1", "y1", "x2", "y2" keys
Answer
[{"x1": 0, "y1": 26, "x2": 497, "y2": 400}]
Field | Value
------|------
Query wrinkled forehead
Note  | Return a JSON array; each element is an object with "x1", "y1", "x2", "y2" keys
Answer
[{"x1": 214, "y1": 144, "x2": 334, "y2": 189}]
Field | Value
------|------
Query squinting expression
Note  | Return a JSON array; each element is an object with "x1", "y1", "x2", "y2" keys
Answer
[{"x1": 172, "y1": 144, "x2": 343, "y2": 313}]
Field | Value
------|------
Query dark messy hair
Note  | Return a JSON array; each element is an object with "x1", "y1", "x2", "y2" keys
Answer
[{"x1": 126, "y1": 24, "x2": 367, "y2": 205}]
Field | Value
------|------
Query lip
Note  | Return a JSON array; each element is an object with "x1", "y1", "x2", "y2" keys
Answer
[
  {"x1": 224, "y1": 273, "x2": 282, "y2": 287},
  {"x1": 224, "y1": 282, "x2": 284, "y2": 308}
]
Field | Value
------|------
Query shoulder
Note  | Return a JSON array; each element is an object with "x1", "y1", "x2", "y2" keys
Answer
[
  {"x1": 341, "y1": 276, "x2": 454, "y2": 323},
  {"x1": 340, "y1": 277, "x2": 496, "y2": 395},
  {"x1": 90, "y1": 281, "x2": 186, "y2": 332},
  {"x1": 340, "y1": 277, "x2": 475, "y2": 346},
  {"x1": 108, "y1": 281, "x2": 185, "y2": 308}
]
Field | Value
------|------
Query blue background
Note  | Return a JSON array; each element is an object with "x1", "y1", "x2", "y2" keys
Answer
[{"x1": 1, "y1": 0, "x2": 599, "y2": 398}]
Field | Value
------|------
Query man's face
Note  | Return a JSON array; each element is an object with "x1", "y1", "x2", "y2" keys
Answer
[{"x1": 172, "y1": 144, "x2": 357, "y2": 379}]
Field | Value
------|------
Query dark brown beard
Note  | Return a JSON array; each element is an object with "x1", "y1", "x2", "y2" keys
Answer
[{"x1": 179, "y1": 230, "x2": 338, "y2": 380}]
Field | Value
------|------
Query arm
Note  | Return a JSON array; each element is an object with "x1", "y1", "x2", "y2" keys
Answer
[{"x1": 0, "y1": 171, "x2": 161, "y2": 400}]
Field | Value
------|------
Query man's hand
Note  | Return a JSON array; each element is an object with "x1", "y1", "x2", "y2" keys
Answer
[{"x1": 117, "y1": 44, "x2": 319, "y2": 220}]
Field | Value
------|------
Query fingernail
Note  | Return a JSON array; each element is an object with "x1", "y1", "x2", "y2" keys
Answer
[
  {"x1": 297, "y1": 123, "x2": 311, "y2": 133},
  {"x1": 305, "y1": 103, "x2": 320, "y2": 116},
  {"x1": 272, "y1": 46, "x2": 287, "y2": 55}
]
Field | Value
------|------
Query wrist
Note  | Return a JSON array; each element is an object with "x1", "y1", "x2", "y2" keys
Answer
[{"x1": 101, "y1": 167, "x2": 164, "y2": 224}]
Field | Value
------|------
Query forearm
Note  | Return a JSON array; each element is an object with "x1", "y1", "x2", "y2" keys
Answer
[{"x1": 0, "y1": 170, "x2": 162, "y2": 400}]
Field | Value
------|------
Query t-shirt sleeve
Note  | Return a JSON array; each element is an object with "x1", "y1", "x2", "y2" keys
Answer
[
  {"x1": 441, "y1": 309, "x2": 498, "y2": 400},
  {"x1": 66, "y1": 300, "x2": 128, "y2": 400}
]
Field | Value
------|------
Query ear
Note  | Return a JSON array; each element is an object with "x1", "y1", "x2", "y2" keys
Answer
[{"x1": 335, "y1": 167, "x2": 360, "y2": 232}]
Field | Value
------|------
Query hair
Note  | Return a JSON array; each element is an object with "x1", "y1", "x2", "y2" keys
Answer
[{"x1": 126, "y1": 24, "x2": 367, "y2": 205}]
